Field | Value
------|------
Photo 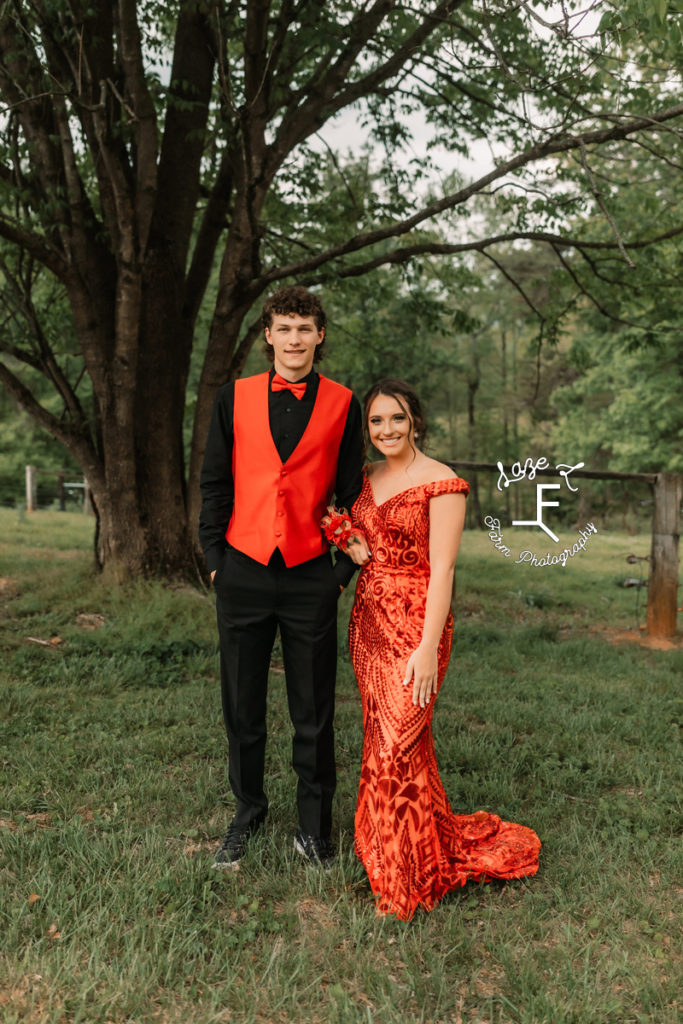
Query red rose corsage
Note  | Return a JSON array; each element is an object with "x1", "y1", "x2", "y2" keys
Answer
[{"x1": 320, "y1": 506, "x2": 359, "y2": 553}]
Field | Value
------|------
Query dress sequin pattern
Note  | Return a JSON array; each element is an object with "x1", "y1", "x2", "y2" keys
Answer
[{"x1": 349, "y1": 473, "x2": 541, "y2": 920}]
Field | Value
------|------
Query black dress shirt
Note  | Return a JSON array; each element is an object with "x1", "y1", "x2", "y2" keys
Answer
[{"x1": 199, "y1": 367, "x2": 363, "y2": 583}]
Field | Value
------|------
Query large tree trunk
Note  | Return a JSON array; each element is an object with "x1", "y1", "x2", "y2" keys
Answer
[
  {"x1": 88, "y1": 383, "x2": 197, "y2": 581},
  {"x1": 134, "y1": 251, "x2": 196, "y2": 575},
  {"x1": 65, "y1": 250, "x2": 203, "y2": 580},
  {"x1": 91, "y1": 467, "x2": 195, "y2": 582}
]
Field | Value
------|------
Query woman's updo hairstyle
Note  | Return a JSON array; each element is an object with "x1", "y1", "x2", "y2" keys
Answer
[{"x1": 362, "y1": 378, "x2": 428, "y2": 457}]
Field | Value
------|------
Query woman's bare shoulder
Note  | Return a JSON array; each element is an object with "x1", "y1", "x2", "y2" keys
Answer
[{"x1": 417, "y1": 457, "x2": 457, "y2": 486}]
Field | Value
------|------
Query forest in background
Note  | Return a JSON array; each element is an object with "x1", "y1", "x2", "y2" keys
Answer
[{"x1": 4, "y1": 192, "x2": 680, "y2": 530}]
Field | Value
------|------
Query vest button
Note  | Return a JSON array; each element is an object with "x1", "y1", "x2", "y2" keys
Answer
[
  {"x1": 275, "y1": 530, "x2": 282, "y2": 537},
  {"x1": 277, "y1": 511, "x2": 284, "y2": 517},
  {"x1": 278, "y1": 490, "x2": 285, "y2": 496},
  {"x1": 280, "y1": 470, "x2": 287, "y2": 476}
]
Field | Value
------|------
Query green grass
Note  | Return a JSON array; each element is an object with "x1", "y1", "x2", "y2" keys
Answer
[{"x1": 0, "y1": 509, "x2": 680, "y2": 1023}]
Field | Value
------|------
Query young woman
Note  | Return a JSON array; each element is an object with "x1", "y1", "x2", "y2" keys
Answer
[{"x1": 338, "y1": 378, "x2": 540, "y2": 920}]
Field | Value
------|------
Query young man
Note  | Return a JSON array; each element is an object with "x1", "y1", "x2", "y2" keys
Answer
[{"x1": 199, "y1": 285, "x2": 367, "y2": 869}]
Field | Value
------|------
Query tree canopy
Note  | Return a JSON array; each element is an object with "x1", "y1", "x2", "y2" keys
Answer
[{"x1": 1, "y1": 0, "x2": 682, "y2": 575}]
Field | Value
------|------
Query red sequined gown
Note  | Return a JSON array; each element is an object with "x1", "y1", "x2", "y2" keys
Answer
[{"x1": 349, "y1": 473, "x2": 541, "y2": 920}]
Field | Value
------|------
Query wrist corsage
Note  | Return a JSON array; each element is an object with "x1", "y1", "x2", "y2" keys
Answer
[{"x1": 320, "y1": 506, "x2": 362, "y2": 553}]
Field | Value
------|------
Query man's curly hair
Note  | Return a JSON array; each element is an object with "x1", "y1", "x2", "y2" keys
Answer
[{"x1": 262, "y1": 285, "x2": 327, "y2": 363}]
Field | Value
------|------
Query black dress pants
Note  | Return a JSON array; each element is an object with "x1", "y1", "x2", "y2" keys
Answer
[{"x1": 214, "y1": 546, "x2": 340, "y2": 838}]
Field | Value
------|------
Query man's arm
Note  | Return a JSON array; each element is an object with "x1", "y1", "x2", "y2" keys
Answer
[
  {"x1": 331, "y1": 394, "x2": 365, "y2": 586},
  {"x1": 335, "y1": 394, "x2": 363, "y2": 512},
  {"x1": 198, "y1": 384, "x2": 235, "y2": 575}
]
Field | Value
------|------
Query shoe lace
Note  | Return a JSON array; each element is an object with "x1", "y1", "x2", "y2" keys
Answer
[{"x1": 218, "y1": 824, "x2": 243, "y2": 852}]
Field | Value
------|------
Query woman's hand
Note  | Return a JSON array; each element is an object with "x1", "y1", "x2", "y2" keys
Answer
[
  {"x1": 321, "y1": 508, "x2": 371, "y2": 565},
  {"x1": 403, "y1": 643, "x2": 439, "y2": 708},
  {"x1": 345, "y1": 532, "x2": 372, "y2": 566}
]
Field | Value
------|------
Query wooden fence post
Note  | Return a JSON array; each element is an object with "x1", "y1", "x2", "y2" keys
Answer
[
  {"x1": 647, "y1": 473, "x2": 681, "y2": 639},
  {"x1": 25, "y1": 465, "x2": 37, "y2": 512}
]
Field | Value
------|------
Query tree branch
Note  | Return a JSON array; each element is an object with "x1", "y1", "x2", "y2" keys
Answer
[
  {"x1": 313, "y1": 131, "x2": 362, "y2": 220},
  {"x1": 578, "y1": 139, "x2": 635, "y2": 268},
  {"x1": 0, "y1": 15, "x2": 72, "y2": 250},
  {"x1": 260, "y1": 0, "x2": 297, "y2": 106},
  {"x1": 0, "y1": 253, "x2": 89, "y2": 425},
  {"x1": 0, "y1": 357, "x2": 100, "y2": 483},
  {"x1": 480, "y1": 249, "x2": 546, "y2": 321},
  {"x1": 0, "y1": 213, "x2": 69, "y2": 281},
  {"x1": 50, "y1": 88, "x2": 102, "y2": 263},
  {"x1": 550, "y1": 244, "x2": 636, "y2": 327},
  {"x1": 226, "y1": 316, "x2": 263, "y2": 380},
  {"x1": 255, "y1": 101, "x2": 683, "y2": 286},
  {"x1": 37, "y1": 1, "x2": 122, "y2": 247},
  {"x1": 183, "y1": 150, "x2": 235, "y2": 325},
  {"x1": 270, "y1": 1, "x2": 461, "y2": 170},
  {"x1": 244, "y1": 0, "x2": 272, "y2": 113},
  {"x1": 153, "y1": 2, "x2": 216, "y2": 261},
  {"x1": 292, "y1": 223, "x2": 683, "y2": 287},
  {"x1": 117, "y1": 0, "x2": 158, "y2": 250}
]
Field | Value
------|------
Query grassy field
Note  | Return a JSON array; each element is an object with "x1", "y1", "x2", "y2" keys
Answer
[{"x1": 0, "y1": 508, "x2": 680, "y2": 1024}]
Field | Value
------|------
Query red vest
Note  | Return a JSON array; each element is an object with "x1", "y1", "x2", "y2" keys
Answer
[{"x1": 226, "y1": 372, "x2": 352, "y2": 567}]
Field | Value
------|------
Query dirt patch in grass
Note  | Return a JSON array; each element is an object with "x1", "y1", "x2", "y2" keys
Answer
[
  {"x1": 75, "y1": 612, "x2": 106, "y2": 629},
  {"x1": 611, "y1": 786, "x2": 645, "y2": 798},
  {"x1": 296, "y1": 896, "x2": 336, "y2": 934},
  {"x1": 472, "y1": 963, "x2": 507, "y2": 1000},
  {"x1": 592, "y1": 626, "x2": 683, "y2": 651},
  {"x1": 0, "y1": 812, "x2": 52, "y2": 832},
  {"x1": 0, "y1": 576, "x2": 18, "y2": 597},
  {"x1": 0, "y1": 972, "x2": 57, "y2": 1019},
  {"x1": 179, "y1": 837, "x2": 216, "y2": 858}
]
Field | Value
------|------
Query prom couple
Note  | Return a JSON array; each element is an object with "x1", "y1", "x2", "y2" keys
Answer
[{"x1": 199, "y1": 285, "x2": 540, "y2": 921}]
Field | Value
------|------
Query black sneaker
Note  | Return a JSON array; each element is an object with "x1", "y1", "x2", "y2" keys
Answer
[
  {"x1": 293, "y1": 829, "x2": 336, "y2": 869},
  {"x1": 212, "y1": 816, "x2": 264, "y2": 869}
]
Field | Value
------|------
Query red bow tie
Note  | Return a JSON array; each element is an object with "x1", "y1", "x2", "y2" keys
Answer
[{"x1": 271, "y1": 373, "x2": 307, "y2": 400}]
